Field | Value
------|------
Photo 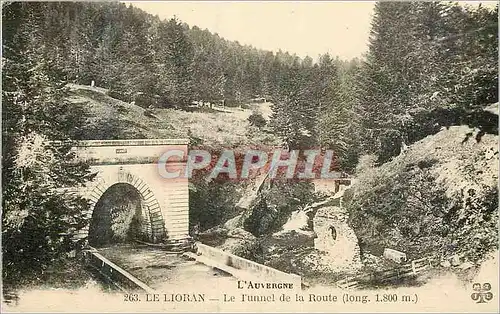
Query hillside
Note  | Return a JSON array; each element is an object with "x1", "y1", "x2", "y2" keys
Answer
[
  {"x1": 67, "y1": 81, "x2": 498, "y2": 270},
  {"x1": 194, "y1": 119, "x2": 499, "y2": 286},
  {"x1": 67, "y1": 84, "x2": 279, "y2": 147},
  {"x1": 345, "y1": 120, "x2": 499, "y2": 263}
]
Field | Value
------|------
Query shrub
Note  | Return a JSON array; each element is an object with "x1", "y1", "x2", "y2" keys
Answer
[
  {"x1": 108, "y1": 89, "x2": 132, "y2": 103},
  {"x1": 444, "y1": 186, "x2": 498, "y2": 262},
  {"x1": 189, "y1": 180, "x2": 242, "y2": 231},
  {"x1": 248, "y1": 112, "x2": 267, "y2": 128},
  {"x1": 134, "y1": 92, "x2": 159, "y2": 108},
  {"x1": 188, "y1": 150, "x2": 244, "y2": 231}
]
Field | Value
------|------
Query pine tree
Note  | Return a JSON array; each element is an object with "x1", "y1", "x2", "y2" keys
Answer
[
  {"x1": 270, "y1": 57, "x2": 317, "y2": 149},
  {"x1": 440, "y1": 3, "x2": 498, "y2": 109},
  {"x1": 358, "y1": 2, "x2": 498, "y2": 163},
  {"x1": 357, "y1": 2, "x2": 449, "y2": 161},
  {"x1": 190, "y1": 27, "x2": 227, "y2": 103},
  {"x1": 156, "y1": 17, "x2": 195, "y2": 107},
  {"x1": 316, "y1": 56, "x2": 361, "y2": 170}
]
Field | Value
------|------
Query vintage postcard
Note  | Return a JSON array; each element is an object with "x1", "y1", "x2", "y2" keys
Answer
[{"x1": 1, "y1": 1, "x2": 498, "y2": 313}]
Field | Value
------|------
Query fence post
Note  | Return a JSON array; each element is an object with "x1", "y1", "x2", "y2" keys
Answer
[{"x1": 411, "y1": 260, "x2": 417, "y2": 275}]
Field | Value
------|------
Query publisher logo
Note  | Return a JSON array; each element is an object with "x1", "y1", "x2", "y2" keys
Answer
[{"x1": 471, "y1": 283, "x2": 493, "y2": 304}]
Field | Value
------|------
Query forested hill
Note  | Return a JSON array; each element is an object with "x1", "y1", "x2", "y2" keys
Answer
[
  {"x1": 66, "y1": 83, "x2": 280, "y2": 146},
  {"x1": 3, "y1": 1, "x2": 355, "y2": 107},
  {"x1": 3, "y1": 1, "x2": 497, "y2": 171}
]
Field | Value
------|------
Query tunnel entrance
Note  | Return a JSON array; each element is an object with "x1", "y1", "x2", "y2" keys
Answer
[{"x1": 88, "y1": 183, "x2": 146, "y2": 247}]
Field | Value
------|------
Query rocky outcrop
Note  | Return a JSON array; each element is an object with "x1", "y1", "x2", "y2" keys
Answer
[
  {"x1": 223, "y1": 214, "x2": 244, "y2": 229},
  {"x1": 235, "y1": 172, "x2": 269, "y2": 210},
  {"x1": 281, "y1": 210, "x2": 309, "y2": 231},
  {"x1": 258, "y1": 186, "x2": 363, "y2": 274},
  {"x1": 218, "y1": 228, "x2": 258, "y2": 258},
  {"x1": 207, "y1": 172, "x2": 363, "y2": 275},
  {"x1": 261, "y1": 229, "x2": 316, "y2": 256}
]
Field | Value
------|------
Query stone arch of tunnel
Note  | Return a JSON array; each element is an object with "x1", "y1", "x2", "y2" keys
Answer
[
  {"x1": 73, "y1": 139, "x2": 191, "y2": 247},
  {"x1": 84, "y1": 171, "x2": 166, "y2": 245}
]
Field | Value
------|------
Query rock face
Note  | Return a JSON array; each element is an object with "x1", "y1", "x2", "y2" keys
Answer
[
  {"x1": 311, "y1": 205, "x2": 362, "y2": 272},
  {"x1": 262, "y1": 229, "x2": 316, "y2": 256},
  {"x1": 207, "y1": 173, "x2": 363, "y2": 275},
  {"x1": 219, "y1": 228, "x2": 257, "y2": 257},
  {"x1": 224, "y1": 214, "x2": 243, "y2": 229},
  {"x1": 281, "y1": 210, "x2": 309, "y2": 231},
  {"x1": 235, "y1": 172, "x2": 269, "y2": 210}
]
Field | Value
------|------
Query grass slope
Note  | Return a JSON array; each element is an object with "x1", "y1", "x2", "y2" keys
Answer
[
  {"x1": 378, "y1": 124, "x2": 498, "y2": 198},
  {"x1": 67, "y1": 84, "x2": 280, "y2": 147}
]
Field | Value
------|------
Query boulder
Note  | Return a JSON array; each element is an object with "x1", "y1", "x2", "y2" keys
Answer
[
  {"x1": 224, "y1": 214, "x2": 243, "y2": 230},
  {"x1": 440, "y1": 260, "x2": 452, "y2": 268},
  {"x1": 450, "y1": 254, "x2": 461, "y2": 266},
  {"x1": 219, "y1": 228, "x2": 258, "y2": 258},
  {"x1": 219, "y1": 238, "x2": 251, "y2": 254},
  {"x1": 197, "y1": 226, "x2": 228, "y2": 246},
  {"x1": 260, "y1": 229, "x2": 316, "y2": 256},
  {"x1": 457, "y1": 261, "x2": 475, "y2": 270},
  {"x1": 235, "y1": 172, "x2": 269, "y2": 210},
  {"x1": 227, "y1": 228, "x2": 256, "y2": 241},
  {"x1": 383, "y1": 248, "x2": 407, "y2": 264},
  {"x1": 241, "y1": 197, "x2": 277, "y2": 236}
]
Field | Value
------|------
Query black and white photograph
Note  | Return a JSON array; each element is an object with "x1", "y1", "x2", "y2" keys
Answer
[{"x1": 1, "y1": 1, "x2": 498, "y2": 312}]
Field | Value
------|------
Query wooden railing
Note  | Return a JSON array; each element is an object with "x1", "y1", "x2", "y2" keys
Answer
[{"x1": 336, "y1": 256, "x2": 434, "y2": 289}]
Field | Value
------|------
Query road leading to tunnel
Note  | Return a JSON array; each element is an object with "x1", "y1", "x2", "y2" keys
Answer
[{"x1": 97, "y1": 243, "x2": 237, "y2": 291}]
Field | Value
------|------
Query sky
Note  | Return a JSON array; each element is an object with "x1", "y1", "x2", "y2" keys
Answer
[{"x1": 126, "y1": 1, "x2": 497, "y2": 61}]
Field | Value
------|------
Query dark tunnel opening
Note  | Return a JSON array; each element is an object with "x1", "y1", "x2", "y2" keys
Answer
[{"x1": 88, "y1": 183, "x2": 145, "y2": 247}]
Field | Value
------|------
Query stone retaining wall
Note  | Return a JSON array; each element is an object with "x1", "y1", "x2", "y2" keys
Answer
[
  {"x1": 84, "y1": 249, "x2": 154, "y2": 293},
  {"x1": 313, "y1": 204, "x2": 362, "y2": 272},
  {"x1": 196, "y1": 243, "x2": 302, "y2": 289}
]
